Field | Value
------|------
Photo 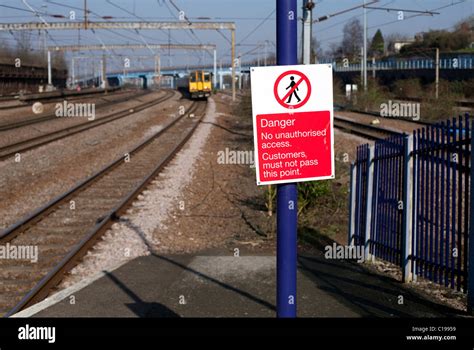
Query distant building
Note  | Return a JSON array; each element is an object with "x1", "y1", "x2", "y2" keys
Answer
[{"x1": 391, "y1": 40, "x2": 415, "y2": 53}]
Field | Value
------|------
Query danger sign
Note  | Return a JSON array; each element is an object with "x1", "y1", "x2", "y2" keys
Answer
[{"x1": 251, "y1": 64, "x2": 334, "y2": 186}]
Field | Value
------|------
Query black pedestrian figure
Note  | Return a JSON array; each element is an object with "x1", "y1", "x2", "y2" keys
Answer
[{"x1": 285, "y1": 76, "x2": 301, "y2": 103}]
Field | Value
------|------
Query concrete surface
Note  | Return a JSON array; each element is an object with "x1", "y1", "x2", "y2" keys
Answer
[{"x1": 29, "y1": 250, "x2": 463, "y2": 318}]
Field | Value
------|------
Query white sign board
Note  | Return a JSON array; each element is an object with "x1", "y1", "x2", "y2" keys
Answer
[{"x1": 250, "y1": 64, "x2": 335, "y2": 185}]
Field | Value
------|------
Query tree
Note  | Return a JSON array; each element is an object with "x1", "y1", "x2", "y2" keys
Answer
[
  {"x1": 385, "y1": 33, "x2": 410, "y2": 54},
  {"x1": 310, "y1": 37, "x2": 324, "y2": 63},
  {"x1": 369, "y1": 29, "x2": 384, "y2": 57},
  {"x1": 455, "y1": 15, "x2": 474, "y2": 32},
  {"x1": 326, "y1": 42, "x2": 343, "y2": 61},
  {"x1": 400, "y1": 26, "x2": 472, "y2": 54},
  {"x1": 341, "y1": 18, "x2": 363, "y2": 60}
]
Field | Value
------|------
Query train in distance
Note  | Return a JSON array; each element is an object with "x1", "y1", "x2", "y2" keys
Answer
[{"x1": 177, "y1": 70, "x2": 213, "y2": 99}]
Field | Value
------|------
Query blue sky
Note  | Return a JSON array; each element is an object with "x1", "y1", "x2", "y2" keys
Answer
[{"x1": 0, "y1": 0, "x2": 472, "y2": 69}]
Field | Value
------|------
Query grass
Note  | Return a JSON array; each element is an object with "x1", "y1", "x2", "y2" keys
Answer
[
  {"x1": 297, "y1": 159, "x2": 350, "y2": 244},
  {"x1": 336, "y1": 78, "x2": 473, "y2": 122},
  {"x1": 233, "y1": 91, "x2": 351, "y2": 245}
]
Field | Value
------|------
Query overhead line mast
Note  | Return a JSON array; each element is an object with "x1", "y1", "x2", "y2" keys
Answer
[
  {"x1": 84, "y1": 0, "x2": 87, "y2": 30},
  {"x1": 2, "y1": 21, "x2": 236, "y2": 100}
]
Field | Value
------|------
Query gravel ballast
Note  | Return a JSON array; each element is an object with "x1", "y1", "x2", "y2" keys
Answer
[
  {"x1": 60, "y1": 98, "x2": 219, "y2": 288},
  {"x1": 0, "y1": 90, "x2": 185, "y2": 229}
]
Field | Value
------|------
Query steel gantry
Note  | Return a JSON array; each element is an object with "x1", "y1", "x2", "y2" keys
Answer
[
  {"x1": 1, "y1": 21, "x2": 236, "y2": 99},
  {"x1": 49, "y1": 44, "x2": 216, "y2": 52},
  {"x1": 50, "y1": 44, "x2": 218, "y2": 90}
]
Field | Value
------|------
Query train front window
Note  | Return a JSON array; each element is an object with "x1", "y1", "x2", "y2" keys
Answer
[{"x1": 204, "y1": 73, "x2": 211, "y2": 82}]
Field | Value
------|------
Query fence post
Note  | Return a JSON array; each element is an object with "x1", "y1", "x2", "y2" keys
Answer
[
  {"x1": 348, "y1": 162, "x2": 356, "y2": 246},
  {"x1": 468, "y1": 120, "x2": 474, "y2": 314},
  {"x1": 364, "y1": 146, "x2": 375, "y2": 262},
  {"x1": 402, "y1": 135, "x2": 414, "y2": 283}
]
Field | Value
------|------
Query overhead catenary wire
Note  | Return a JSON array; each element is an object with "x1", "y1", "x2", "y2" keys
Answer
[
  {"x1": 216, "y1": 29, "x2": 232, "y2": 45},
  {"x1": 315, "y1": 0, "x2": 395, "y2": 34},
  {"x1": 1, "y1": 0, "x2": 468, "y2": 72},
  {"x1": 135, "y1": 29, "x2": 156, "y2": 55},
  {"x1": 22, "y1": 0, "x2": 49, "y2": 26},
  {"x1": 162, "y1": 0, "x2": 214, "y2": 60},
  {"x1": 105, "y1": 0, "x2": 180, "y2": 44},
  {"x1": 316, "y1": 0, "x2": 467, "y2": 47},
  {"x1": 163, "y1": 1, "x2": 204, "y2": 45},
  {"x1": 40, "y1": 1, "x2": 162, "y2": 51},
  {"x1": 20, "y1": 0, "x2": 61, "y2": 47},
  {"x1": 44, "y1": 0, "x2": 113, "y2": 20},
  {"x1": 168, "y1": 0, "x2": 203, "y2": 45},
  {"x1": 90, "y1": 29, "x2": 113, "y2": 55},
  {"x1": 0, "y1": 4, "x2": 63, "y2": 18},
  {"x1": 363, "y1": 6, "x2": 439, "y2": 15},
  {"x1": 313, "y1": 0, "x2": 379, "y2": 23},
  {"x1": 237, "y1": 8, "x2": 275, "y2": 45}
]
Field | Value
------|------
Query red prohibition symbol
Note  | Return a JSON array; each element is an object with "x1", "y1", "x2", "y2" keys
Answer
[{"x1": 273, "y1": 70, "x2": 312, "y2": 109}]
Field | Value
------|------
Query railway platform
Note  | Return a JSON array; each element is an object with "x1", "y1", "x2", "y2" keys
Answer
[{"x1": 15, "y1": 246, "x2": 463, "y2": 318}]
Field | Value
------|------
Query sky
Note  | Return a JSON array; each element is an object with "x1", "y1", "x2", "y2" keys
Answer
[{"x1": 0, "y1": 0, "x2": 472, "y2": 72}]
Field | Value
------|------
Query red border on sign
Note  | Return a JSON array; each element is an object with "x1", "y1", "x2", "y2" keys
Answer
[{"x1": 273, "y1": 70, "x2": 312, "y2": 109}]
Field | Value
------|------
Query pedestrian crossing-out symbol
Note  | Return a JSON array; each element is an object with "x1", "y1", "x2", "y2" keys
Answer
[{"x1": 273, "y1": 70, "x2": 311, "y2": 109}]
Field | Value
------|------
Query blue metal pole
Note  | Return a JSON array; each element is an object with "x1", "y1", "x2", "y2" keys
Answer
[{"x1": 276, "y1": 0, "x2": 298, "y2": 318}]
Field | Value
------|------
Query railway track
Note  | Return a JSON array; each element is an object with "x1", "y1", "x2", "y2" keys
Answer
[
  {"x1": 334, "y1": 104, "x2": 433, "y2": 127},
  {"x1": 0, "y1": 87, "x2": 122, "y2": 111},
  {"x1": 0, "y1": 90, "x2": 175, "y2": 160},
  {"x1": 18, "y1": 87, "x2": 122, "y2": 103},
  {"x1": 334, "y1": 115, "x2": 404, "y2": 140},
  {"x1": 0, "y1": 99, "x2": 23, "y2": 111},
  {"x1": 0, "y1": 99, "x2": 207, "y2": 317},
  {"x1": 0, "y1": 96, "x2": 17, "y2": 101},
  {"x1": 388, "y1": 96, "x2": 474, "y2": 109},
  {"x1": 219, "y1": 90, "x2": 246, "y2": 99},
  {"x1": 0, "y1": 89, "x2": 150, "y2": 132}
]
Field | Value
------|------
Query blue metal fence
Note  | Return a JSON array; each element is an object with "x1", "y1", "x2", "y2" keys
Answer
[
  {"x1": 412, "y1": 116, "x2": 471, "y2": 292},
  {"x1": 325, "y1": 58, "x2": 474, "y2": 72},
  {"x1": 353, "y1": 144, "x2": 369, "y2": 246},
  {"x1": 349, "y1": 114, "x2": 473, "y2": 310},
  {"x1": 370, "y1": 135, "x2": 405, "y2": 266}
]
